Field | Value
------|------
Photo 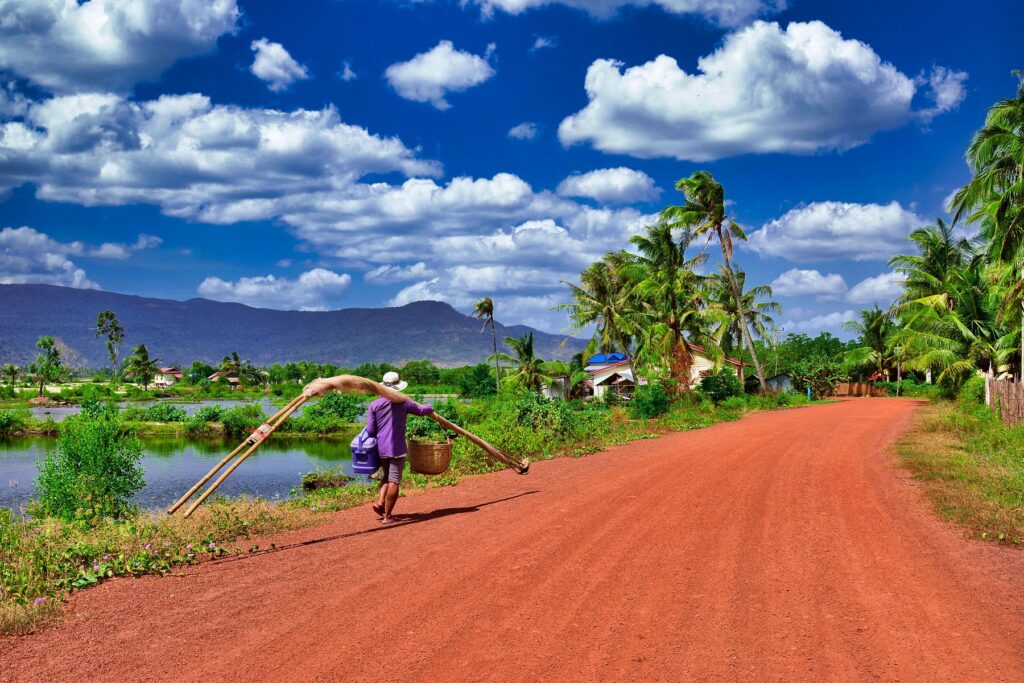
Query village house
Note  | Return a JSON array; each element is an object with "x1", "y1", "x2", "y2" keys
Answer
[
  {"x1": 153, "y1": 367, "x2": 183, "y2": 388},
  {"x1": 586, "y1": 346, "x2": 745, "y2": 399},
  {"x1": 208, "y1": 371, "x2": 241, "y2": 388}
]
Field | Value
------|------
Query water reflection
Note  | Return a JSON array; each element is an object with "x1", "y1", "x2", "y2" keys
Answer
[{"x1": 0, "y1": 428, "x2": 362, "y2": 513}]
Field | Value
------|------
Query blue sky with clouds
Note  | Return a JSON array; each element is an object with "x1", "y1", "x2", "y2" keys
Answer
[{"x1": 1, "y1": 0, "x2": 1022, "y2": 337}]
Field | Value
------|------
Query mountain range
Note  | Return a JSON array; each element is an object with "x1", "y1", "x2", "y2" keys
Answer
[{"x1": 0, "y1": 284, "x2": 585, "y2": 368}]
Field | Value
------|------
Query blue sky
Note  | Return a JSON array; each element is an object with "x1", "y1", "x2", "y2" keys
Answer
[{"x1": 1, "y1": 0, "x2": 1022, "y2": 337}]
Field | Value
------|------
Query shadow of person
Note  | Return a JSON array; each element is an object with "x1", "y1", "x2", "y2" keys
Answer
[{"x1": 204, "y1": 490, "x2": 539, "y2": 568}]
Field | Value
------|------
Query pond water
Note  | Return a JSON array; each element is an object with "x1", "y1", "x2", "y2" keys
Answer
[
  {"x1": 0, "y1": 430, "x2": 363, "y2": 513},
  {"x1": 28, "y1": 398, "x2": 292, "y2": 423}
]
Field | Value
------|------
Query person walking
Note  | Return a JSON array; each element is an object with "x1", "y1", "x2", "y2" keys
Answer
[
  {"x1": 364, "y1": 372, "x2": 433, "y2": 524},
  {"x1": 302, "y1": 370, "x2": 432, "y2": 524}
]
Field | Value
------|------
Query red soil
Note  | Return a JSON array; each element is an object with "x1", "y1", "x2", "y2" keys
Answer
[{"x1": 3, "y1": 398, "x2": 1023, "y2": 682}]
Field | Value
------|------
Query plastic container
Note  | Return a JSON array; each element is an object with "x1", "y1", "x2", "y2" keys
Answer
[{"x1": 350, "y1": 430, "x2": 380, "y2": 475}]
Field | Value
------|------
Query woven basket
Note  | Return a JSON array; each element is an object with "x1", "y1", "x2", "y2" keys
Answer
[{"x1": 408, "y1": 437, "x2": 452, "y2": 475}]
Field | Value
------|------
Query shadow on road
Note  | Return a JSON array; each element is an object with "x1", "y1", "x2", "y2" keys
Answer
[{"x1": 205, "y1": 490, "x2": 539, "y2": 567}]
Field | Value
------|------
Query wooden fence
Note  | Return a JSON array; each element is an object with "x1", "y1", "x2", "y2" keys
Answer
[
  {"x1": 832, "y1": 382, "x2": 887, "y2": 398},
  {"x1": 987, "y1": 378, "x2": 1024, "y2": 426}
]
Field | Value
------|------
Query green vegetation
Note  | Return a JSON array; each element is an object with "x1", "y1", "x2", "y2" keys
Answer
[
  {"x1": 897, "y1": 395, "x2": 1024, "y2": 546},
  {"x1": 34, "y1": 402, "x2": 144, "y2": 523},
  {"x1": 628, "y1": 384, "x2": 671, "y2": 419},
  {"x1": 699, "y1": 368, "x2": 743, "y2": 404}
]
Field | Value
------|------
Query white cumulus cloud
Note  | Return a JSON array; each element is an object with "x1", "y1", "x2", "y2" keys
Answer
[
  {"x1": 559, "y1": 20, "x2": 965, "y2": 161},
  {"x1": 557, "y1": 167, "x2": 659, "y2": 204},
  {"x1": 508, "y1": 122, "x2": 539, "y2": 140},
  {"x1": 197, "y1": 268, "x2": 352, "y2": 311},
  {"x1": 0, "y1": 92, "x2": 440, "y2": 217},
  {"x1": 90, "y1": 233, "x2": 162, "y2": 259},
  {"x1": 468, "y1": 0, "x2": 783, "y2": 26},
  {"x1": 846, "y1": 271, "x2": 904, "y2": 305},
  {"x1": 770, "y1": 268, "x2": 847, "y2": 298},
  {"x1": 0, "y1": 226, "x2": 97, "y2": 288},
  {"x1": 0, "y1": 0, "x2": 238, "y2": 93},
  {"x1": 250, "y1": 38, "x2": 310, "y2": 92},
  {"x1": 385, "y1": 41, "x2": 495, "y2": 110},
  {"x1": 747, "y1": 201, "x2": 923, "y2": 262}
]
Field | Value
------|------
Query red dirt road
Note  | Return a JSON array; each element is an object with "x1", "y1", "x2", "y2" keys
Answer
[{"x1": 3, "y1": 399, "x2": 1024, "y2": 682}]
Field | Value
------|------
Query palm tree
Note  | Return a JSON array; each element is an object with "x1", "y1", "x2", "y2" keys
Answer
[
  {"x1": 844, "y1": 307, "x2": 895, "y2": 380},
  {"x1": 889, "y1": 218, "x2": 971, "y2": 304},
  {"x1": 220, "y1": 352, "x2": 246, "y2": 376},
  {"x1": 124, "y1": 344, "x2": 160, "y2": 390},
  {"x1": 624, "y1": 222, "x2": 719, "y2": 391},
  {"x1": 558, "y1": 254, "x2": 639, "y2": 378},
  {"x1": 661, "y1": 170, "x2": 768, "y2": 389},
  {"x1": 706, "y1": 265, "x2": 780, "y2": 368},
  {"x1": 473, "y1": 297, "x2": 500, "y2": 393},
  {"x1": 894, "y1": 255, "x2": 1016, "y2": 388},
  {"x1": 489, "y1": 333, "x2": 565, "y2": 392},
  {"x1": 950, "y1": 71, "x2": 1024, "y2": 364}
]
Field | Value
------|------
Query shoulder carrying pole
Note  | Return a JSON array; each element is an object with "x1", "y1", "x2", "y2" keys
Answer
[{"x1": 429, "y1": 413, "x2": 529, "y2": 475}]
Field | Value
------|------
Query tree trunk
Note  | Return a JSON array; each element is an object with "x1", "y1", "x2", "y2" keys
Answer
[
  {"x1": 720, "y1": 245, "x2": 767, "y2": 391},
  {"x1": 38, "y1": 377, "x2": 44, "y2": 397},
  {"x1": 490, "y1": 320, "x2": 500, "y2": 394},
  {"x1": 985, "y1": 361, "x2": 993, "y2": 407}
]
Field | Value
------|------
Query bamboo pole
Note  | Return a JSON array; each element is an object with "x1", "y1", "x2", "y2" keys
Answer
[
  {"x1": 182, "y1": 396, "x2": 308, "y2": 517},
  {"x1": 166, "y1": 393, "x2": 306, "y2": 515},
  {"x1": 429, "y1": 413, "x2": 529, "y2": 475}
]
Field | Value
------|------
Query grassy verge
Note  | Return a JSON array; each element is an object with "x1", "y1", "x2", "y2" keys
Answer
[
  {"x1": 896, "y1": 400, "x2": 1024, "y2": 546},
  {"x1": 1, "y1": 391, "x2": 810, "y2": 635}
]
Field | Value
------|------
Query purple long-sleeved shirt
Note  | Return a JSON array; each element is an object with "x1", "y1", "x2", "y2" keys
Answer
[{"x1": 364, "y1": 397, "x2": 433, "y2": 457}]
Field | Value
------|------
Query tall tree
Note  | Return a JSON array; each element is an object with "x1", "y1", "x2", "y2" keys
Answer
[
  {"x1": 3, "y1": 363, "x2": 18, "y2": 388},
  {"x1": 625, "y1": 222, "x2": 718, "y2": 391},
  {"x1": 661, "y1": 170, "x2": 768, "y2": 389},
  {"x1": 124, "y1": 344, "x2": 160, "y2": 390},
  {"x1": 473, "y1": 297, "x2": 501, "y2": 393},
  {"x1": 94, "y1": 310, "x2": 126, "y2": 386},
  {"x1": 950, "y1": 71, "x2": 1024, "y2": 367},
  {"x1": 706, "y1": 265, "x2": 780, "y2": 364},
  {"x1": 31, "y1": 336, "x2": 62, "y2": 396},
  {"x1": 558, "y1": 254, "x2": 639, "y2": 379}
]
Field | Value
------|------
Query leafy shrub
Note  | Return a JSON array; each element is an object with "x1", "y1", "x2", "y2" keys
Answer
[
  {"x1": 699, "y1": 368, "x2": 743, "y2": 404},
  {"x1": 34, "y1": 401, "x2": 144, "y2": 522},
  {"x1": 220, "y1": 405, "x2": 264, "y2": 436},
  {"x1": 628, "y1": 383, "x2": 671, "y2": 419},
  {"x1": 719, "y1": 395, "x2": 748, "y2": 411},
  {"x1": 303, "y1": 392, "x2": 366, "y2": 423},
  {"x1": 193, "y1": 405, "x2": 224, "y2": 422},
  {"x1": 301, "y1": 467, "x2": 354, "y2": 490},
  {"x1": 144, "y1": 403, "x2": 187, "y2": 422},
  {"x1": 458, "y1": 363, "x2": 497, "y2": 399},
  {"x1": 959, "y1": 375, "x2": 986, "y2": 405},
  {"x1": 0, "y1": 408, "x2": 29, "y2": 434},
  {"x1": 0, "y1": 385, "x2": 15, "y2": 400}
]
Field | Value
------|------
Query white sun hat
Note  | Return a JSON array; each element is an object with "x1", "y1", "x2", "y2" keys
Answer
[{"x1": 381, "y1": 371, "x2": 408, "y2": 392}]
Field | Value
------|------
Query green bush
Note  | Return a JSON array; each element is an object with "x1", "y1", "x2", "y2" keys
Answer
[
  {"x1": 959, "y1": 375, "x2": 986, "y2": 405},
  {"x1": 719, "y1": 395, "x2": 748, "y2": 411},
  {"x1": 628, "y1": 384, "x2": 671, "y2": 419},
  {"x1": 699, "y1": 369, "x2": 743, "y2": 404},
  {"x1": 220, "y1": 405, "x2": 264, "y2": 436},
  {"x1": 407, "y1": 399, "x2": 463, "y2": 440},
  {"x1": 192, "y1": 405, "x2": 224, "y2": 422},
  {"x1": 34, "y1": 401, "x2": 144, "y2": 522},
  {"x1": 0, "y1": 408, "x2": 30, "y2": 434},
  {"x1": 144, "y1": 403, "x2": 188, "y2": 422},
  {"x1": 303, "y1": 392, "x2": 366, "y2": 423}
]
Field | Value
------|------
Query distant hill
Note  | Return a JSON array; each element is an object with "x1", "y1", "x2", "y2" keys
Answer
[{"x1": 0, "y1": 284, "x2": 585, "y2": 368}]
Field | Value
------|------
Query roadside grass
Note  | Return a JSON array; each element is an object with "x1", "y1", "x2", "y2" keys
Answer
[
  {"x1": 1, "y1": 391, "x2": 811, "y2": 636},
  {"x1": 896, "y1": 400, "x2": 1024, "y2": 546}
]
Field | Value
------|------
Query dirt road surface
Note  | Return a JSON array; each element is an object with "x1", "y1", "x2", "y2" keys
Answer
[{"x1": 3, "y1": 398, "x2": 1023, "y2": 682}]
